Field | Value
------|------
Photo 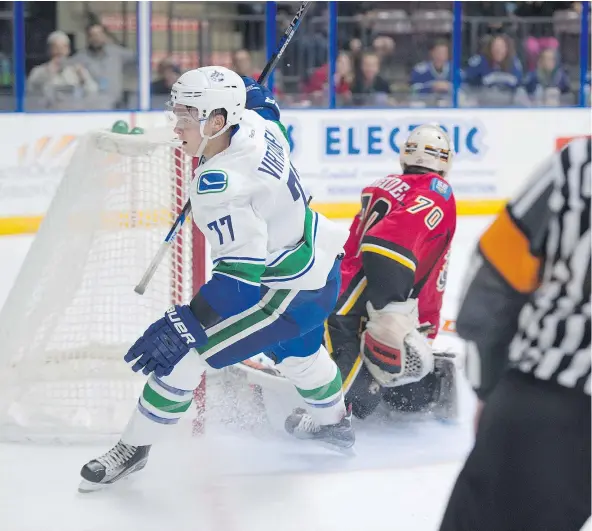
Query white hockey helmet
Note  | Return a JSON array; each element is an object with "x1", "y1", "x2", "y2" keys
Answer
[
  {"x1": 168, "y1": 66, "x2": 246, "y2": 138},
  {"x1": 400, "y1": 123, "x2": 454, "y2": 178}
]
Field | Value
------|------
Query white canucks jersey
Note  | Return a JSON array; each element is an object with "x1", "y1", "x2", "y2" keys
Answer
[{"x1": 189, "y1": 109, "x2": 349, "y2": 291}]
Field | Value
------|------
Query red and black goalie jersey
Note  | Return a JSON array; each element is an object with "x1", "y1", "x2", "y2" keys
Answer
[{"x1": 328, "y1": 172, "x2": 456, "y2": 349}]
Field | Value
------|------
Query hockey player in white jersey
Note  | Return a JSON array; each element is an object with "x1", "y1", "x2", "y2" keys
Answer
[{"x1": 79, "y1": 67, "x2": 353, "y2": 492}]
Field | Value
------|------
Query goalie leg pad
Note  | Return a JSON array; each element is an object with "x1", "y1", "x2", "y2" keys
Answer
[
  {"x1": 276, "y1": 344, "x2": 346, "y2": 425},
  {"x1": 345, "y1": 357, "x2": 383, "y2": 420},
  {"x1": 327, "y1": 333, "x2": 382, "y2": 420}
]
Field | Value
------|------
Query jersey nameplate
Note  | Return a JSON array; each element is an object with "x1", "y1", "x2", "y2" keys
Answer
[
  {"x1": 197, "y1": 170, "x2": 228, "y2": 194},
  {"x1": 257, "y1": 129, "x2": 286, "y2": 180},
  {"x1": 429, "y1": 177, "x2": 452, "y2": 200}
]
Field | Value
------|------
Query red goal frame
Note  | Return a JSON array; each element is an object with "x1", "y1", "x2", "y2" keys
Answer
[{"x1": 173, "y1": 151, "x2": 207, "y2": 433}]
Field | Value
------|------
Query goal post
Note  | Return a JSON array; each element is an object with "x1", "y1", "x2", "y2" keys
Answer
[{"x1": 0, "y1": 128, "x2": 205, "y2": 442}]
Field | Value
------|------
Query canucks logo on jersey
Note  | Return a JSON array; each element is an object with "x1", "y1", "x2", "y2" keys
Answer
[{"x1": 197, "y1": 170, "x2": 228, "y2": 194}]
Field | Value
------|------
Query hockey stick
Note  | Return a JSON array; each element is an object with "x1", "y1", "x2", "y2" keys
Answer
[{"x1": 135, "y1": 1, "x2": 312, "y2": 295}]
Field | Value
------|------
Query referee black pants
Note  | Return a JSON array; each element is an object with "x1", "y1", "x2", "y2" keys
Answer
[{"x1": 439, "y1": 370, "x2": 591, "y2": 531}]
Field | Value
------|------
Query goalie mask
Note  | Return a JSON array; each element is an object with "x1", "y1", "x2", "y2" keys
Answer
[{"x1": 399, "y1": 123, "x2": 454, "y2": 178}]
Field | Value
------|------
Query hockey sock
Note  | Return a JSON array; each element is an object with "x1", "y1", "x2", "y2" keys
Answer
[
  {"x1": 121, "y1": 349, "x2": 205, "y2": 446},
  {"x1": 277, "y1": 345, "x2": 346, "y2": 425}
]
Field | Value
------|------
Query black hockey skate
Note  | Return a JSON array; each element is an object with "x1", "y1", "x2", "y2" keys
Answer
[
  {"x1": 79, "y1": 441, "x2": 151, "y2": 493},
  {"x1": 285, "y1": 405, "x2": 355, "y2": 450}
]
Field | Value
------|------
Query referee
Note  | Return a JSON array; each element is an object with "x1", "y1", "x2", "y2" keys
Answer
[{"x1": 439, "y1": 137, "x2": 591, "y2": 531}]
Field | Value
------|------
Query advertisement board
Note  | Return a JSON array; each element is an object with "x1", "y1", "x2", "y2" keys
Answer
[
  {"x1": 0, "y1": 112, "x2": 136, "y2": 234},
  {"x1": 0, "y1": 108, "x2": 589, "y2": 235},
  {"x1": 281, "y1": 108, "x2": 591, "y2": 217}
]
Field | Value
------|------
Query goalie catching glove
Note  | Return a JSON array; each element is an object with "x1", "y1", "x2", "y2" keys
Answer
[
  {"x1": 124, "y1": 305, "x2": 207, "y2": 377},
  {"x1": 360, "y1": 299, "x2": 434, "y2": 388}
]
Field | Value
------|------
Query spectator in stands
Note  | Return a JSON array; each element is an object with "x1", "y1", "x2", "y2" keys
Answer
[
  {"x1": 410, "y1": 40, "x2": 451, "y2": 95},
  {"x1": 26, "y1": 31, "x2": 98, "y2": 110},
  {"x1": 372, "y1": 35, "x2": 396, "y2": 65},
  {"x1": 232, "y1": 49, "x2": 257, "y2": 79},
  {"x1": 513, "y1": 1, "x2": 565, "y2": 70},
  {"x1": 464, "y1": 35, "x2": 523, "y2": 98},
  {"x1": 351, "y1": 51, "x2": 391, "y2": 106},
  {"x1": 523, "y1": 48, "x2": 571, "y2": 105},
  {"x1": 347, "y1": 37, "x2": 364, "y2": 77},
  {"x1": 302, "y1": 51, "x2": 353, "y2": 106},
  {"x1": 231, "y1": 47, "x2": 287, "y2": 102},
  {"x1": 371, "y1": 35, "x2": 397, "y2": 81},
  {"x1": 74, "y1": 23, "x2": 137, "y2": 109},
  {"x1": 151, "y1": 58, "x2": 180, "y2": 95}
]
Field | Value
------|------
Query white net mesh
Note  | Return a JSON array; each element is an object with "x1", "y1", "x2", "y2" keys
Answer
[{"x1": 0, "y1": 128, "x2": 200, "y2": 442}]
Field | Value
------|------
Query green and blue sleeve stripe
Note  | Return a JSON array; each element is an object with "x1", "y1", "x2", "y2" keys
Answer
[{"x1": 213, "y1": 259, "x2": 266, "y2": 286}]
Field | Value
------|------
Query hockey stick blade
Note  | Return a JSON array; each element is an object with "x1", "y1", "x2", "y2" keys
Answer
[{"x1": 135, "y1": 1, "x2": 311, "y2": 295}]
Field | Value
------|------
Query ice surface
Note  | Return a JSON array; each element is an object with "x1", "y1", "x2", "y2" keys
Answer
[{"x1": 0, "y1": 217, "x2": 492, "y2": 531}]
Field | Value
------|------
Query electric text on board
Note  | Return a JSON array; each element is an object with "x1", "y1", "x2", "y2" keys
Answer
[{"x1": 323, "y1": 122, "x2": 485, "y2": 158}]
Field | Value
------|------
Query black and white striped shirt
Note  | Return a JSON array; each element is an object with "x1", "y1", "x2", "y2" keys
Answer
[{"x1": 458, "y1": 137, "x2": 591, "y2": 397}]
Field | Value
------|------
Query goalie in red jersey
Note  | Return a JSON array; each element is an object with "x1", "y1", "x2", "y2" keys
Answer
[{"x1": 325, "y1": 124, "x2": 458, "y2": 420}]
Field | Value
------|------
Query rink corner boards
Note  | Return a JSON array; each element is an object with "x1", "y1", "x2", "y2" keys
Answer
[{"x1": 0, "y1": 199, "x2": 504, "y2": 237}]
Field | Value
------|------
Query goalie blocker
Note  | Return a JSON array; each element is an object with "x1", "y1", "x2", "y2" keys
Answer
[{"x1": 325, "y1": 124, "x2": 458, "y2": 420}]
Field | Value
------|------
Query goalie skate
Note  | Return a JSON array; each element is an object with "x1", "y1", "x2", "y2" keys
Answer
[
  {"x1": 79, "y1": 441, "x2": 151, "y2": 493},
  {"x1": 285, "y1": 406, "x2": 355, "y2": 450}
]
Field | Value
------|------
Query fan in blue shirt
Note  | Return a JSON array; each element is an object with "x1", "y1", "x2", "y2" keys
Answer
[
  {"x1": 410, "y1": 41, "x2": 452, "y2": 95},
  {"x1": 523, "y1": 48, "x2": 571, "y2": 97},
  {"x1": 464, "y1": 35, "x2": 523, "y2": 91}
]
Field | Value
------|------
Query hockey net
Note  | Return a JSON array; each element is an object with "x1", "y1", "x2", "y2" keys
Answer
[{"x1": 0, "y1": 128, "x2": 206, "y2": 442}]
